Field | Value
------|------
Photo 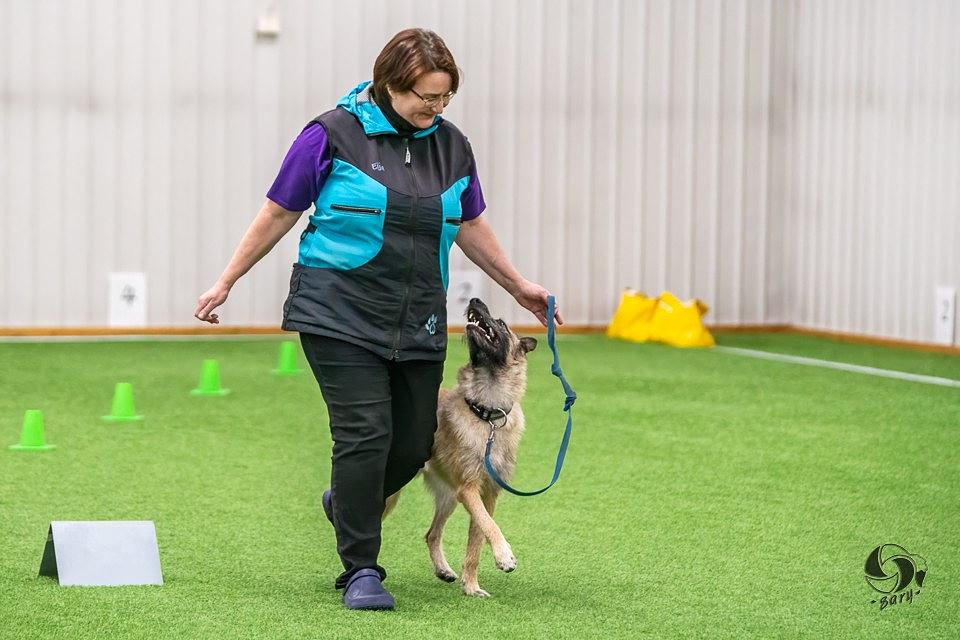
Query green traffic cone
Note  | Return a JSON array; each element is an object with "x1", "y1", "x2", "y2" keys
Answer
[
  {"x1": 9, "y1": 410, "x2": 56, "y2": 451},
  {"x1": 102, "y1": 382, "x2": 144, "y2": 422},
  {"x1": 190, "y1": 359, "x2": 230, "y2": 396},
  {"x1": 272, "y1": 341, "x2": 303, "y2": 375}
]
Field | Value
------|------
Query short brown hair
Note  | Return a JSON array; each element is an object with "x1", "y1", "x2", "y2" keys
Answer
[{"x1": 371, "y1": 29, "x2": 460, "y2": 103}]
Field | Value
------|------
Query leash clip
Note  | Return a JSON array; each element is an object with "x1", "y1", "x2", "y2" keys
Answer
[
  {"x1": 487, "y1": 408, "x2": 508, "y2": 429},
  {"x1": 485, "y1": 408, "x2": 508, "y2": 442}
]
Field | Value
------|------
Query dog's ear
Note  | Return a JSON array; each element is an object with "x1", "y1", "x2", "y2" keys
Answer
[{"x1": 519, "y1": 336, "x2": 538, "y2": 353}]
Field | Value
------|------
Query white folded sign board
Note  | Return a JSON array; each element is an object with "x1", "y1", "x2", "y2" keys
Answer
[{"x1": 39, "y1": 521, "x2": 163, "y2": 586}]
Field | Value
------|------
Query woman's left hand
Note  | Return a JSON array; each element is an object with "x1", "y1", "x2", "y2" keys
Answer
[{"x1": 512, "y1": 279, "x2": 564, "y2": 327}]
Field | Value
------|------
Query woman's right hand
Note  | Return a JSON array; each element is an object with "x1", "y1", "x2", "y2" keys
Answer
[
  {"x1": 193, "y1": 199, "x2": 303, "y2": 325},
  {"x1": 195, "y1": 281, "x2": 231, "y2": 324}
]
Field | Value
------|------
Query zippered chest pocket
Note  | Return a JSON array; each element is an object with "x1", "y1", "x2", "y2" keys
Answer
[{"x1": 331, "y1": 203, "x2": 382, "y2": 215}]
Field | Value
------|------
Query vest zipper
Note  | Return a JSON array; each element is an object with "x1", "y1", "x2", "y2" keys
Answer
[
  {"x1": 392, "y1": 137, "x2": 419, "y2": 360},
  {"x1": 330, "y1": 204, "x2": 382, "y2": 215}
]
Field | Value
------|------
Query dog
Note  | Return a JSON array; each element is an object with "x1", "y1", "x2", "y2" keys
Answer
[{"x1": 383, "y1": 297, "x2": 537, "y2": 597}]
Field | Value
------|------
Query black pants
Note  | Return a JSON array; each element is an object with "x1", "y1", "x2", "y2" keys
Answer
[{"x1": 299, "y1": 333, "x2": 444, "y2": 589}]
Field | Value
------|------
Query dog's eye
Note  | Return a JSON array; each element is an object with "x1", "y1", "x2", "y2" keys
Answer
[{"x1": 498, "y1": 319, "x2": 506, "y2": 327}]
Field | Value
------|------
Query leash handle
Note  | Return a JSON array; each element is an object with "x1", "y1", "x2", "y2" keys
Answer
[
  {"x1": 546, "y1": 295, "x2": 577, "y2": 411},
  {"x1": 483, "y1": 294, "x2": 576, "y2": 496}
]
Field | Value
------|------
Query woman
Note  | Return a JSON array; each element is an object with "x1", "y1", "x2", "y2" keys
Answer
[{"x1": 194, "y1": 28, "x2": 561, "y2": 610}]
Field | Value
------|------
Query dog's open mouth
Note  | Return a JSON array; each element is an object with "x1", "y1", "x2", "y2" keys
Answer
[{"x1": 466, "y1": 308, "x2": 499, "y2": 345}]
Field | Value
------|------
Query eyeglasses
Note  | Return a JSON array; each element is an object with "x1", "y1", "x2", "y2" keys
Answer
[{"x1": 410, "y1": 88, "x2": 455, "y2": 109}]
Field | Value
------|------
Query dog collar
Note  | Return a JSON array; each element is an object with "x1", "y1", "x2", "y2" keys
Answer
[{"x1": 465, "y1": 399, "x2": 512, "y2": 427}]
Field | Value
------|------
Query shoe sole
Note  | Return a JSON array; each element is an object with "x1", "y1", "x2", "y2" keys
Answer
[{"x1": 345, "y1": 601, "x2": 395, "y2": 611}]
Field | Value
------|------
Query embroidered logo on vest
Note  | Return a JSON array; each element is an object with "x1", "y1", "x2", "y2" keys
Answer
[
  {"x1": 425, "y1": 314, "x2": 438, "y2": 335},
  {"x1": 371, "y1": 162, "x2": 385, "y2": 172}
]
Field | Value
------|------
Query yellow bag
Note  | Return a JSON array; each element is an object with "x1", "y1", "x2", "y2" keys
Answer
[
  {"x1": 606, "y1": 289, "x2": 658, "y2": 341},
  {"x1": 608, "y1": 289, "x2": 714, "y2": 348}
]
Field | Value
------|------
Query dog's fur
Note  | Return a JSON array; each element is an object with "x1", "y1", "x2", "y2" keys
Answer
[{"x1": 382, "y1": 298, "x2": 537, "y2": 597}]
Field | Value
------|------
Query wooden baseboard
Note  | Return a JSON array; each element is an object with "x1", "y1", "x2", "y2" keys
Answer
[
  {"x1": 707, "y1": 324, "x2": 960, "y2": 355},
  {"x1": 707, "y1": 323, "x2": 792, "y2": 333},
  {"x1": 480, "y1": 325, "x2": 608, "y2": 335},
  {"x1": 770, "y1": 325, "x2": 960, "y2": 356},
  {"x1": 0, "y1": 325, "x2": 609, "y2": 337},
  {"x1": 1, "y1": 323, "x2": 957, "y2": 355},
  {"x1": 0, "y1": 326, "x2": 290, "y2": 337}
]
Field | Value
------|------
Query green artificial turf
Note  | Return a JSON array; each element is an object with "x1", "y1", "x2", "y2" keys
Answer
[{"x1": 1, "y1": 332, "x2": 958, "y2": 639}]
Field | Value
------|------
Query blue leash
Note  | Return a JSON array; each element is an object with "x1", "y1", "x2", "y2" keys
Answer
[{"x1": 483, "y1": 295, "x2": 577, "y2": 496}]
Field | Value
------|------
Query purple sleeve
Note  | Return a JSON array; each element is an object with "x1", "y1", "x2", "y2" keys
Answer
[
  {"x1": 460, "y1": 160, "x2": 486, "y2": 221},
  {"x1": 266, "y1": 122, "x2": 332, "y2": 212}
]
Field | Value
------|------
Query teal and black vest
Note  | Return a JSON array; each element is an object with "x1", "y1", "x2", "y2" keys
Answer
[{"x1": 281, "y1": 81, "x2": 475, "y2": 361}]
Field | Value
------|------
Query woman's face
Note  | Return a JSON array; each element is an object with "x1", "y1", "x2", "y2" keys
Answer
[{"x1": 388, "y1": 71, "x2": 453, "y2": 129}]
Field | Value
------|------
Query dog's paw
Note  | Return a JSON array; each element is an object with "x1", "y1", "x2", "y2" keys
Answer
[
  {"x1": 495, "y1": 554, "x2": 517, "y2": 573},
  {"x1": 493, "y1": 544, "x2": 517, "y2": 572},
  {"x1": 462, "y1": 584, "x2": 491, "y2": 598},
  {"x1": 435, "y1": 568, "x2": 458, "y2": 583}
]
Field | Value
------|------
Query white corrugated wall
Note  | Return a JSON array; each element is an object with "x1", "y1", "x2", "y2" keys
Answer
[
  {"x1": 1, "y1": 1, "x2": 958, "y2": 342},
  {"x1": 781, "y1": 0, "x2": 960, "y2": 342}
]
